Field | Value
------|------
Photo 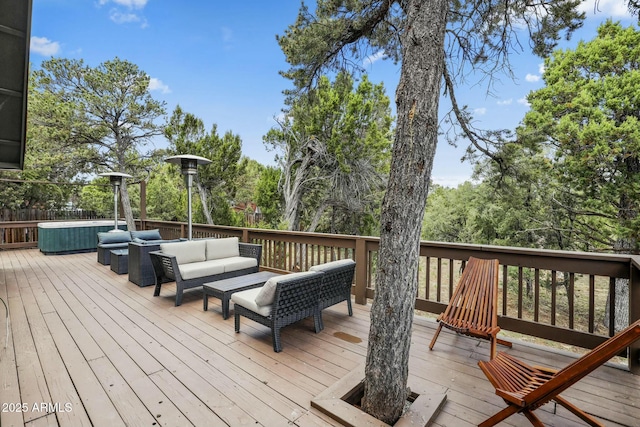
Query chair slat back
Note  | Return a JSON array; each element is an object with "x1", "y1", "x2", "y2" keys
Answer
[
  {"x1": 524, "y1": 319, "x2": 640, "y2": 406},
  {"x1": 442, "y1": 257, "x2": 499, "y2": 331}
]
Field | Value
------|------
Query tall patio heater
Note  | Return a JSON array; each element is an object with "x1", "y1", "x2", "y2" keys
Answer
[
  {"x1": 99, "y1": 172, "x2": 132, "y2": 232},
  {"x1": 165, "y1": 154, "x2": 212, "y2": 240}
]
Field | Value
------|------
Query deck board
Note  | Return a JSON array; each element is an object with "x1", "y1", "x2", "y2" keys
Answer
[{"x1": 1, "y1": 248, "x2": 639, "y2": 426}]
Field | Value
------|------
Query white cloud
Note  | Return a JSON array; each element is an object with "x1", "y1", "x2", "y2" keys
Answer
[
  {"x1": 364, "y1": 51, "x2": 385, "y2": 67},
  {"x1": 109, "y1": 9, "x2": 141, "y2": 24},
  {"x1": 149, "y1": 77, "x2": 171, "y2": 94},
  {"x1": 100, "y1": 0, "x2": 148, "y2": 27},
  {"x1": 497, "y1": 98, "x2": 513, "y2": 106},
  {"x1": 538, "y1": 63, "x2": 546, "y2": 75},
  {"x1": 100, "y1": 0, "x2": 148, "y2": 9},
  {"x1": 517, "y1": 97, "x2": 530, "y2": 107},
  {"x1": 30, "y1": 36, "x2": 61, "y2": 56},
  {"x1": 474, "y1": 107, "x2": 487, "y2": 116},
  {"x1": 578, "y1": 0, "x2": 631, "y2": 18},
  {"x1": 525, "y1": 73, "x2": 540, "y2": 83}
]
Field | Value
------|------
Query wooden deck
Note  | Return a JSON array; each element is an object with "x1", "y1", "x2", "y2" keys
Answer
[{"x1": 1, "y1": 248, "x2": 638, "y2": 427}]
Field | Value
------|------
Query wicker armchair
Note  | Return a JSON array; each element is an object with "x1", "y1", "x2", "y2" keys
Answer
[
  {"x1": 232, "y1": 271, "x2": 325, "y2": 352},
  {"x1": 310, "y1": 259, "x2": 356, "y2": 329}
]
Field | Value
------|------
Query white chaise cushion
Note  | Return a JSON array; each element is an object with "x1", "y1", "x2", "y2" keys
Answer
[
  {"x1": 309, "y1": 259, "x2": 355, "y2": 272},
  {"x1": 231, "y1": 288, "x2": 271, "y2": 316},
  {"x1": 254, "y1": 271, "x2": 313, "y2": 307},
  {"x1": 222, "y1": 256, "x2": 258, "y2": 273},
  {"x1": 160, "y1": 240, "x2": 206, "y2": 265},
  {"x1": 178, "y1": 259, "x2": 226, "y2": 280},
  {"x1": 206, "y1": 237, "x2": 240, "y2": 260}
]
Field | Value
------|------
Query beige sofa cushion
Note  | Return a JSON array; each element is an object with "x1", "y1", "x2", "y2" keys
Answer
[
  {"x1": 178, "y1": 259, "x2": 226, "y2": 280},
  {"x1": 231, "y1": 288, "x2": 271, "y2": 316},
  {"x1": 222, "y1": 256, "x2": 258, "y2": 273},
  {"x1": 160, "y1": 240, "x2": 206, "y2": 265},
  {"x1": 309, "y1": 259, "x2": 355, "y2": 272},
  {"x1": 254, "y1": 271, "x2": 313, "y2": 307},
  {"x1": 206, "y1": 237, "x2": 240, "y2": 260}
]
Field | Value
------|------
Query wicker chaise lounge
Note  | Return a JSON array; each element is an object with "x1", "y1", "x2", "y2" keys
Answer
[{"x1": 232, "y1": 271, "x2": 325, "y2": 352}]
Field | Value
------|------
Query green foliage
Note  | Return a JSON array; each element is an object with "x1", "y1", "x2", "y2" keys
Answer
[
  {"x1": 146, "y1": 163, "x2": 185, "y2": 221},
  {"x1": 264, "y1": 71, "x2": 392, "y2": 234},
  {"x1": 77, "y1": 178, "x2": 112, "y2": 215},
  {"x1": 234, "y1": 158, "x2": 264, "y2": 205},
  {"x1": 164, "y1": 106, "x2": 245, "y2": 226},
  {"x1": 29, "y1": 57, "x2": 166, "y2": 229},
  {"x1": 254, "y1": 166, "x2": 283, "y2": 228},
  {"x1": 521, "y1": 21, "x2": 640, "y2": 252},
  {"x1": 0, "y1": 79, "x2": 84, "y2": 209}
]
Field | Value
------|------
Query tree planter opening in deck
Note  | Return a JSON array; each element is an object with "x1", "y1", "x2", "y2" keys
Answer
[{"x1": 311, "y1": 367, "x2": 447, "y2": 427}]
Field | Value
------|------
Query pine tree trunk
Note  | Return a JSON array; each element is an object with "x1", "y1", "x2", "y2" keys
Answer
[
  {"x1": 361, "y1": 0, "x2": 448, "y2": 423},
  {"x1": 119, "y1": 180, "x2": 136, "y2": 232},
  {"x1": 196, "y1": 182, "x2": 215, "y2": 225},
  {"x1": 605, "y1": 238, "x2": 633, "y2": 332}
]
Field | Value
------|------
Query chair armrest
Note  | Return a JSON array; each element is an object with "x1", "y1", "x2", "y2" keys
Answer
[
  {"x1": 239, "y1": 243, "x2": 262, "y2": 266},
  {"x1": 149, "y1": 250, "x2": 181, "y2": 281}
]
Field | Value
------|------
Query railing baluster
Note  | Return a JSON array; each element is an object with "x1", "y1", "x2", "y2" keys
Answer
[
  {"x1": 609, "y1": 277, "x2": 616, "y2": 337},
  {"x1": 425, "y1": 257, "x2": 430, "y2": 300},
  {"x1": 518, "y1": 266, "x2": 523, "y2": 319},
  {"x1": 551, "y1": 271, "x2": 557, "y2": 326},
  {"x1": 588, "y1": 275, "x2": 595, "y2": 333},
  {"x1": 436, "y1": 258, "x2": 442, "y2": 302},
  {"x1": 569, "y1": 272, "x2": 575, "y2": 330},
  {"x1": 502, "y1": 265, "x2": 508, "y2": 316},
  {"x1": 534, "y1": 268, "x2": 540, "y2": 322},
  {"x1": 448, "y1": 258, "x2": 454, "y2": 300}
]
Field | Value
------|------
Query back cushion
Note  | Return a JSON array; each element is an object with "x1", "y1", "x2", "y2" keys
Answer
[
  {"x1": 130, "y1": 229, "x2": 162, "y2": 241},
  {"x1": 309, "y1": 259, "x2": 355, "y2": 272},
  {"x1": 206, "y1": 237, "x2": 240, "y2": 260},
  {"x1": 254, "y1": 271, "x2": 313, "y2": 306},
  {"x1": 97, "y1": 231, "x2": 131, "y2": 245},
  {"x1": 160, "y1": 240, "x2": 206, "y2": 265}
]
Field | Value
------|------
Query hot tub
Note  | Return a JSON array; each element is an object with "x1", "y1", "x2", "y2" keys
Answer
[{"x1": 38, "y1": 220, "x2": 127, "y2": 255}]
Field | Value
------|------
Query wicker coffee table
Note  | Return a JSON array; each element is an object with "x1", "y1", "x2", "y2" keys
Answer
[{"x1": 203, "y1": 271, "x2": 280, "y2": 319}]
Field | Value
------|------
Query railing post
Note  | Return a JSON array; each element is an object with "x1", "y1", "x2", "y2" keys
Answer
[
  {"x1": 140, "y1": 180, "x2": 147, "y2": 221},
  {"x1": 354, "y1": 237, "x2": 368, "y2": 305},
  {"x1": 630, "y1": 257, "x2": 640, "y2": 374},
  {"x1": 242, "y1": 228, "x2": 250, "y2": 243}
]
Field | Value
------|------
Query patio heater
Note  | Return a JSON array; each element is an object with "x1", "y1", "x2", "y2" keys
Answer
[
  {"x1": 165, "y1": 154, "x2": 212, "y2": 240},
  {"x1": 99, "y1": 172, "x2": 132, "y2": 232}
]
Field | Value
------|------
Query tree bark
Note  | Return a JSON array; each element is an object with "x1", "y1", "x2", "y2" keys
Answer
[
  {"x1": 119, "y1": 180, "x2": 136, "y2": 231},
  {"x1": 361, "y1": 0, "x2": 448, "y2": 423},
  {"x1": 196, "y1": 182, "x2": 215, "y2": 225}
]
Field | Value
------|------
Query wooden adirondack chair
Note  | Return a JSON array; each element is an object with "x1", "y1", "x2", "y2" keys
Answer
[
  {"x1": 478, "y1": 319, "x2": 640, "y2": 427},
  {"x1": 429, "y1": 256, "x2": 510, "y2": 359}
]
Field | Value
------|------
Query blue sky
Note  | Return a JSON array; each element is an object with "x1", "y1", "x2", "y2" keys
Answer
[{"x1": 30, "y1": 0, "x2": 636, "y2": 187}]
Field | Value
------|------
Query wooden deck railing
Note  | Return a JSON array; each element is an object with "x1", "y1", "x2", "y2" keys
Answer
[
  {"x1": 4, "y1": 219, "x2": 639, "y2": 373},
  {"x1": 0, "y1": 220, "x2": 39, "y2": 249}
]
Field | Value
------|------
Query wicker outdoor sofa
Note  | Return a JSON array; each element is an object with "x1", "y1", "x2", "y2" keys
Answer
[{"x1": 149, "y1": 237, "x2": 262, "y2": 306}]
